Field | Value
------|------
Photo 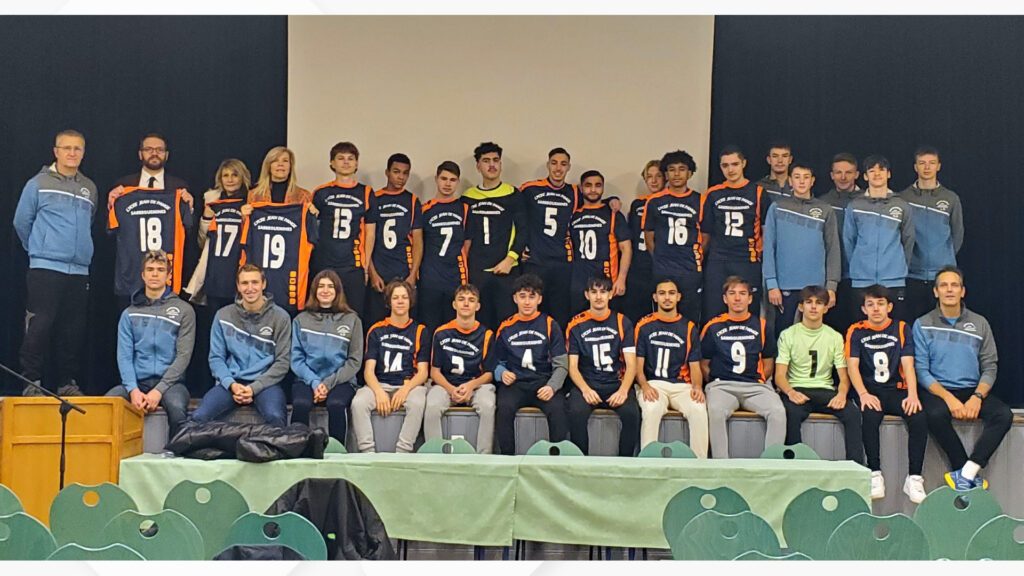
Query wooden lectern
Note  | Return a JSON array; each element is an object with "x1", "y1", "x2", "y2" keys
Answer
[{"x1": 0, "y1": 397, "x2": 143, "y2": 524}]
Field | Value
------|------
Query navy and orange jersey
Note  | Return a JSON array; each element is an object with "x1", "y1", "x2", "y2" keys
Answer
[
  {"x1": 108, "y1": 186, "x2": 194, "y2": 296},
  {"x1": 430, "y1": 320, "x2": 493, "y2": 386},
  {"x1": 845, "y1": 319, "x2": 914, "y2": 391},
  {"x1": 311, "y1": 181, "x2": 376, "y2": 271},
  {"x1": 240, "y1": 202, "x2": 318, "y2": 312},
  {"x1": 368, "y1": 189, "x2": 421, "y2": 282},
  {"x1": 634, "y1": 312, "x2": 700, "y2": 384},
  {"x1": 566, "y1": 310, "x2": 636, "y2": 392},
  {"x1": 700, "y1": 313, "x2": 776, "y2": 384},
  {"x1": 365, "y1": 317, "x2": 429, "y2": 387},
  {"x1": 699, "y1": 179, "x2": 768, "y2": 263},
  {"x1": 628, "y1": 195, "x2": 653, "y2": 272},
  {"x1": 642, "y1": 188, "x2": 704, "y2": 276},
  {"x1": 491, "y1": 312, "x2": 565, "y2": 391},
  {"x1": 205, "y1": 198, "x2": 245, "y2": 299},
  {"x1": 463, "y1": 183, "x2": 528, "y2": 271},
  {"x1": 421, "y1": 196, "x2": 469, "y2": 290},
  {"x1": 520, "y1": 178, "x2": 579, "y2": 266},
  {"x1": 568, "y1": 203, "x2": 630, "y2": 284}
]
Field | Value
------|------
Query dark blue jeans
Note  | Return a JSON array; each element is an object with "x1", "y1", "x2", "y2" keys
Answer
[
  {"x1": 190, "y1": 383, "x2": 287, "y2": 428},
  {"x1": 106, "y1": 380, "x2": 191, "y2": 438},
  {"x1": 290, "y1": 380, "x2": 356, "y2": 443}
]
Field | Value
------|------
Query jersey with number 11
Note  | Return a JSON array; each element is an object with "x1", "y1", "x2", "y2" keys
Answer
[{"x1": 240, "y1": 202, "x2": 318, "y2": 311}]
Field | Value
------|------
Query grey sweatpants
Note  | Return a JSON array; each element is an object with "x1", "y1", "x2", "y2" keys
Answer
[
  {"x1": 350, "y1": 383, "x2": 427, "y2": 453},
  {"x1": 423, "y1": 383, "x2": 496, "y2": 454},
  {"x1": 705, "y1": 379, "x2": 786, "y2": 459}
]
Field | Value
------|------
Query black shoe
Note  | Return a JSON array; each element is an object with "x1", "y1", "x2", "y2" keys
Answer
[{"x1": 57, "y1": 380, "x2": 84, "y2": 397}]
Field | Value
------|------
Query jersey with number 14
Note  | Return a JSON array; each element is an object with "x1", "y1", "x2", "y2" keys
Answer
[
  {"x1": 240, "y1": 202, "x2": 318, "y2": 312},
  {"x1": 700, "y1": 180, "x2": 767, "y2": 263},
  {"x1": 365, "y1": 318, "x2": 429, "y2": 387},
  {"x1": 205, "y1": 198, "x2": 245, "y2": 299},
  {"x1": 421, "y1": 197, "x2": 468, "y2": 290},
  {"x1": 431, "y1": 320, "x2": 493, "y2": 386},
  {"x1": 634, "y1": 313, "x2": 699, "y2": 384},
  {"x1": 700, "y1": 313, "x2": 775, "y2": 384},
  {"x1": 108, "y1": 187, "x2": 192, "y2": 296},
  {"x1": 492, "y1": 312, "x2": 565, "y2": 391},
  {"x1": 311, "y1": 181, "x2": 375, "y2": 271},
  {"x1": 643, "y1": 188, "x2": 703, "y2": 275},
  {"x1": 846, "y1": 319, "x2": 913, "y2": 391}
]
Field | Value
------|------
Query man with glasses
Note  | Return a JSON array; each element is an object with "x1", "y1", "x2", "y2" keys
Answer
[{"x1": 106, "y1": 133, "x2": 193, "y2": 210}]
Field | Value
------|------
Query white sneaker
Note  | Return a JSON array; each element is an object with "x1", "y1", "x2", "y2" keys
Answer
[
  {"x1": 904, "y1": 475, "x2": 927, "y2": 504},
  {"x1": 870, "y1": 470, "x2": 885, "y2": 499}
]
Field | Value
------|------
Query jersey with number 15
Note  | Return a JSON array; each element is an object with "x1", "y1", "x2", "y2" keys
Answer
[{"x1": 700, "y1": 313, "x2": 775, "y2": 383}]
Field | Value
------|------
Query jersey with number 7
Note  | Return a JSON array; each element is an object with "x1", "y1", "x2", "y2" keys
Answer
[{"x1": 700, "y1": 312, "x2": 776, "y2": 383}]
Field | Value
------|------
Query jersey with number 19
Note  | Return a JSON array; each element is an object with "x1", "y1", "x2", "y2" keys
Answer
[
  {"x1": 311, "y1": 181, "x2": 375, "y2": 272},
  {"x1": 845, "y1": 319, "x2": 913, "y2": 391},
  {"x1": 431, "y1": 320, "x2": 493, "y2": 386},
  {"x1": 240, "y1": 202, "x2": 318, "y2": 312},
  {"x1": 700, "y1": 313, "x2": 775, "y2": 383},
  {"x1": 634, "y1": 313, "x2": 699, "y2": 384},
  {"x1": 205, "y1": 198, "x2": 245, "y2": 299},
  {"x1": 108, "y1": 186, "x2": 193, "y2": 296},
  {"x1": 365, "y1": 317, "x2": 429, "y2": 387}
]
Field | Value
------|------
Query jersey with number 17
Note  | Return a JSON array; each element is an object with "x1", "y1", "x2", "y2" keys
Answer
[
  {"x1": 205, "y1": 198, "x2": 245, "y2": 299},
  {"x1": 700, "y1": 313, "x2": 775, "y2": 383},
  {"x1": 240, "y1": 202, "x2": 318, "y2": 311}
]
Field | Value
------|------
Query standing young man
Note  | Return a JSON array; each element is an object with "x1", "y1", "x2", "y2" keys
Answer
[
  {"x1": 568, "y1": 170, "x2": 632, "y2": 316},
  {"x1": 419, "y1": 161, "x2": 469, "y2": 333},
  {"x1": 634, "y1": 279, "x2": 708, "y2": 457},
  {"x1": 820, "y1": 153, "x2": 862, "y2": 334},
  {"x1": 424, "y1": 284, "x2": 496, "y2": 453},
  {"x1": 775, "y1": 286, "x2": 864, "y2": 464},
  {"x1": 914, "y1": 267, "x2": 1011, "y2": 491},
  {"x1": 624, "y1": 161, "x2": 661, "y2": 322},
  {"x1": 757, "y1": 141, "x2": 794, "y2": 198},
  {"x1": 898, "y1": 147, "x2": 964, "y2": 322},
  {"x1": 643, "y1": 150, "x2": 704, "y2": 324}
]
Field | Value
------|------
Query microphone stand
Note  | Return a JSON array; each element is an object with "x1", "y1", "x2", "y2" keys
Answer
[{"x1": 0, "y1": 362, "x2": 86, "y2": 490}]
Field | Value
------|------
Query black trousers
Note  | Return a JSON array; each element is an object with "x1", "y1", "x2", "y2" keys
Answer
[
  {"x1": 566, "y1": 386, "x2": 640, "y2": 456},
  {"x1": 522, "y1": 261, "x2": 572, "y2": 331},
  {"x1": 825, "y1": 279, "x2": 853, "y2": 336},
  {"x1": 336, "y1": 266, "x2": 368, "y2": 320},
  {"x1": 624, "y1": 264, "x2": 655, "y2": 324},
  {"x1": 861, "y1": 387, "x2": 928, "y2": 475},
  {"x1": 495, "y1": 384, "x2": 568, "y2": 455},
  {"x1": 702, "y1": 258, "x2": 762, "y2": 320},
  {"x1": 849, "y1": 285, "x2": 908, "y2": 325},
  {"x1": 19, "y1": 269, "x2": 89, "y2": 389},
  {"x1": 921, "y1": 387, "x2": 1013, "y2": 469},
  {"x1": 470, "y1": 268, "x2": 518, "y2": 331},
  {"x1": 905, "y1": 278, "x2": 936, "y2": 324},
  {"x1": 771, "y1": 289, "x2": 805, "y2": 343},
  {"x1": 290, "y1": 380, "x2": 357, "y2": 444},
  {"x1": 781, "y1": 387, "x2": 864, "y2": 464},
  {"x1": 418, "y1": 284, "x2": 457, "y2": 335}
]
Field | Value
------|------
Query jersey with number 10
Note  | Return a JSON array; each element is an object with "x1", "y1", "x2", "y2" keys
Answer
[
  {"x1": 311, "y1": 181, "x2": 375, "y2": 271},
  {"x1": 492, "y1": 312, "x2": 565, "y2": 391},
  {"x1": 205, "y1": 198, "x2": 245, "y2": 299},
  {"x1": 108, "y1": 187, "x2": 192, "y2": 296},
  {"x1": 365, "y1": 318, "x2": 429, "y2": 387},
  {"x1": 634, "y1": 313, "x2": 699, "y2": 384},
  {"x1": 521, "y1": 178, "x2": 578, "y2": 266},
  {"x1": 569, "y1": 203, "x2": 629, "y2": 284},
  {"x1": 846, "y1": 319, "x2": 913, "y2": 391},
  {"x1": 421, "y1": 197, "x2": 469, "y2": 290},
  {"x1": 240, "y1": 202, "x2": 318, "y2": 311},
  {"x1": 700, "y1": 180, "x2": 767, "y2": 263},
  {"x1": 431, "y1": 320, "x2": 493, "y2": 386},
  {"x1": 700, "y1": 313, "x2": 775, "y2": 383},
  {"x1": 643, "y1": 189, "x2": 704, "y2": 276},
  {"x1": 567, "y1": 310, "x2": 635, "y2": 393}
]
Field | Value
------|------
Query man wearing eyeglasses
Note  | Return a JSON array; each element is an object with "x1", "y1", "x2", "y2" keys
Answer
[
  {"x1": 107, "y1": 133, "x2": 192, "y2": 210},
  {"x1": 13, "y1": 129, "x2": 98, "y2": 396}
]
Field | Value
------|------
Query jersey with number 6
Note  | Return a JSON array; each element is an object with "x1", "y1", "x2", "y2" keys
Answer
[
  {"x1": 569, "y1": 203, "x2": 629, "y2": 285},
  {"x1": 431, "y1": 320, "x2": 493, "y2": 386},
  {"x1": 700, "y1": 313, "x2": 775, "y2": 383},
  {"x1": 521, "y1": 178, "x2": 578, "y2": 266},
  {"x1": 566, "y1": 310, "x2": 635, "y2": 393},
  {"x1": 240, "y1": 202, "x2": 318, "y2": 312},
  {"x1": 699, "y1": 180, "x2": 767, "y2": 263},
  {"x1": 845, "y1": 319, "x2": 913, "y2": 391},
  {"x1": 369, "y1": 189, "x2": 421, "y2": 282},
  {"x1": 492, "y1": 312, "x2": 565, "y2": 391},
  {"x1": 108, "y1": 186, "x2": 193, "y2": 296},
  {"x1": 421, "y1": 197, "x2": 469, "y2": 290},
  {"x1": 365, "y1": 317, "x2": 429, "y2": 387},
  {"x1": 311, "y1": 181, "x2": 375, "y2": 272},
  {"x1": 205, "y1": 198, "x2": 245, "y2": 299},
  {"x1": 634, "y1": 313, "x2": 699, "y2": 385},
  {"x1": 643, "y1": 188, "x2": 704, "y2": 276}
]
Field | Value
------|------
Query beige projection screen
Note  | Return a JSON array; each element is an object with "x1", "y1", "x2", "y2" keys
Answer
[{"x1": 288, "y1": 16, "x2": 714, "y2": 200}]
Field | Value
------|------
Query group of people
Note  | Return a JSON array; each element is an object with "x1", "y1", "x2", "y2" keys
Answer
[{"x1": 13, "y1": 130, "x2": 1011, "y2": 506}]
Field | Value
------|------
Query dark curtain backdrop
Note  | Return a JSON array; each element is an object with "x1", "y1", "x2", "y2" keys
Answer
[
  {"x1": 710, "y1": 16, "x2": 1024, "y2": 405},
  {"x1": 0, "y1": 16, "x2": 287, "y2": 395}
]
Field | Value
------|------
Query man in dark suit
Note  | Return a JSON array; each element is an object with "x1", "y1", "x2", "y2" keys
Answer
[{"x1": 107, "y1": 133, "x2": 193, "y2": 208}]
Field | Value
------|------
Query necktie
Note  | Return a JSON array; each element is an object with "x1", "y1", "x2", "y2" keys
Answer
[{"x1": 148, "y1": 176, "x2": 156, "y2": 188}]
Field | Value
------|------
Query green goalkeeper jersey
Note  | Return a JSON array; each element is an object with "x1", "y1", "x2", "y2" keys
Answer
[{"x1": 777, "y1": 322, "x2": 846, "y2": 390}]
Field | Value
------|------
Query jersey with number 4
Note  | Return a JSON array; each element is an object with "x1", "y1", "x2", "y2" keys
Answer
[
  {"x1": 108, "y1": 187, "x2": 193, "y2": 296},
  {"x1": 569, "y1": 203, "x2": 629, "y2": 284},
  {"x1": 643, "y1": 189, "x2": 703, "y2": 276},
  {"x1": 700, "y1": 180, "x2": 767, "y2": 263},
  {"x1": 205, "y1": 198, "x2": 245, "y2": 299},
  {"x1": 421, "y1": 197, "x2": 469, "y2": 290},
  {"x1": 365, "y1": 318, "x2": 429, "y2": 387},
  {"x1": 492, "y1": 312, "x2": 565, "y2": 391},
  {"x1": 369, "y1": 189, "x2": 421, "y2": 282},
  {"x1": 700, "y1": 313, "x2": 775, "y2": 383},
  {"x1": 567, "y1": 310, "x2": 635, "y2": 393},
  {"x1": 521, "y1": 178, "x2": 578, "y2": 266},
  {"x1": 846, "y1": 319, "x2": 913, "y2": 391},
  {"x1": 311, "y1": 181, "x2": 375, "y2": 272},
  {"x1": 240, "y1": 202, "x2": 318, "y2": 312},
  {"x1": 431, "y1": 320, "x2": 493, "y2": 386},
  {"x1": 634, "y1": 313, "x2": 699, "y2": 385}
]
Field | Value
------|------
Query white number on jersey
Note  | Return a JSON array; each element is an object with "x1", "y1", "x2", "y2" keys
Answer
[
  {"x1": 451, "y1": 354, "x2": 465, "y2": 375},
  {"x1": 873, "y1": 351, "x2": 890, "y2": 383},
  {"x1": 730, "y1": 341, "x2": 747, "y2": 374},
  {"x1": 332, "y1": 208, "x2": 353, "y2": 240},
  {"x1": 725, "y1": 212, "x2": 744, "y2": 237},
  {"x1": 521, "y1": 348, "x2": 536, "y2": 371},
  {"x1": 383, "y1": 350, "x2": 404, "y2": 373},
  {"x1": 262, "y1": 234, "x2": 286, "y2": 269},
  {"x1": 482, "y1": 216, "x2": 491, "y2": 245},
  {"x1": 439, "y1": 226, "x2": 454, "y2": 257},
  {"x1": 383, "y1": 219, "x2": 398, "y2": 249},
  {"x1": 578, "y1": 229, "x2": 598, "y2": 260},
  {"x1": 668, "y1": 217, "x2": 689, "y2": 246},
  {"x1": 214, "y1": 223, "x2": 238, "y2": 258},
  {"x1": 138, "y1": 217, "x2": 162, "y2": 252},
  {"x1": 654, "y1": 347, "x2": 671, "y2": 379},
  {"x1": 591, "y1": 342, "x2": 614, "y2": 372},
  {"x1": 544, "y1": 207, "x2": 558, "y2": 237}
]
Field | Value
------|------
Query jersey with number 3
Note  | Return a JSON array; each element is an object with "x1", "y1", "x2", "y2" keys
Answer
[
  {"x1": 240, "y1": 202, "x2": 318, "y2": 312},
  {"x1": 846, "y1": 319, "x2": 913, "y2": 391},
  {"x1": 431, "y1": 321, "x2": 493, "y2": 386},
  {"x1": 205, "y1": 198, "x2": 245, "y2": 299},
  {"x1": 365, "y1": 318, "x2": 429, "y2": 386},
  {"x1": 108, "y1": 187, "x2": 193, "y2": 296},
  {"x1": 700, "y1": 313, "x2": 775, "y2": 383},
  {"x1": 699, "y1": 180, "x2": 767, "y2": 263},
  {"x1": 311, "y1": 181, "x2": 375, "y2": 271},
  {"x1": 643, "y1": 189, "x2": 703, "y2": 276},
  {"x1": 634, "y1": 313, "x2": 699, "y2": 385},
  {"x1": 567, "y1": 310, "x2": 635, "y2": 393},
  {"x1": 492, "y1": 312, "x2": 565, "y2": 391},
  {"x1": 421, "y1": 197, "x2": 469, "y2": 290}
]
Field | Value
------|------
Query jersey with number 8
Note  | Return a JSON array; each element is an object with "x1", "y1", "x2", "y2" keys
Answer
[
  {"x1": 700, "y1": 312, "x2": 775, "y2": 383},
  {"x1": 845, "y1": 319, "x2": 914, "y2": 391}
]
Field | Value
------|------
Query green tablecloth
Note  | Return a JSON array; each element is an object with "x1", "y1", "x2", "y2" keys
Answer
[{"x1": 119, "y1": 453, "x2": 869, "y2": 548}]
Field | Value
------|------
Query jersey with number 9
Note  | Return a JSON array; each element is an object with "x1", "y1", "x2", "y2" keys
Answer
[{"x1": 700, "y1": 312, "x2": 775, "y2": 383}]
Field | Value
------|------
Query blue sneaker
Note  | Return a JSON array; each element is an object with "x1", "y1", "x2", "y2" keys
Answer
[{"x1": 945, "y1": 469, "x2": 989, "y2": 491}]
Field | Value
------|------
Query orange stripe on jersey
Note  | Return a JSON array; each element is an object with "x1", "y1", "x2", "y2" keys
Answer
[
  {"x1": 616, "y1": 312, "x2": 625, "y2": 340},
  {"x1": 898, "y1": 321, "x2": 907, "y2": 347},
  {"x1": 483, "y1": 329, "x2": 493, "y2": 363},
  {"x1": 676, "y1": 321, "x2": 695, "y2": 383},
  {"x1": 414, "y1": 324, "x2": 425, "y2": 361},
  {"x1": 749, "y1": 185, "x2": 764, "y2": 263},
  {"x1": 699, "y1": 312, "x2": 732, "y2": 339},
  {"x1": 296, "y1": 203, "x2": 314, "y2": 310},
  {"x1": 519, "y1": 178, "x2": 550, "y2": 190},
  {"x1": 496, "y1": 314, "x2": 521, "y2": 338},
  {"x1": 171, "y1": 189, "x2": 186, "y2": 293},
  {"x1": 608, "y1": 212, "x2": 620, "y2": 283},
  {"x1": 238, "y1": 213, "x2": 251, "y2": 267},
  {"x1": 633, "y1": 313, "x2": 658, "y2": 342},
  {"x1": 566, "y1": 310, "x2": 594, "y2": 339}
]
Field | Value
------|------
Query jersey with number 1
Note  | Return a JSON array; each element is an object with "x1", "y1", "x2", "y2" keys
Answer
[
  {"x1": 205, "y1": 198, "x2": 245, "y2": 299},
  {"x1": 240, "y1": 202, "x2": 318, "y2": 312},
  {"x1": 431, "y1": 320, "x2": 493, "y2": 386},
  {"x1": 643, "y1": 188, "x2": 703, "y2": 276},
  {"x1": 108, "y1": 187, "x2": 192, "y2": 296},
  {"x1": 365, "y1": 317, "x2": 429, "y2": 387},
  {"x1": 492, "y1": 312, "x2": 565, "y2": 391},
  {"x1": 521, "y1": 178, "x2": 578, "y2": 266},
  {"x1": 311, "y1": 181, "x2": 375, "y2": 272},
  {"x1": 699, "y1": 180, "x2": 767, "y2": 263},
  {"x1": 421, "y1": 197, "x2": 468, "y2": 290},
  {"x1": 566, "y1": 310, "x2": 635, "y2": 393},
  {"x1": 700, "y1": 313, "x2": 775, "y2": 383},
  {"x1": 634, "y1": 313, "x2": 699, "y2": 385},
  {"x1": 846, "y1": 319, "x2": 913, "y2": 391},
  {"x1": 569, "y1": 203, "x2": 629, "y2": 284}
]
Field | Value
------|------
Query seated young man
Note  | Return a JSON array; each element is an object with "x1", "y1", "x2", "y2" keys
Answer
[
  {"x1": 351, "y1": 279, "x2": 429, "y2": 453},
  {"x1": 915, "y1": 266, "x2": 1012, "y2": 491},
  {"x1": 191, "y1": 264, "x2": 291, "y2": 428},
  {"x1": 635, "y1": 278, "x2": 708, "y2": 457},
  {"x1": 846, "y1": 285, "x2": 927, "y2": 502},
  {"x1": 775, "y1": 285, "x2": 864, "y2": 463},
  {"x1": 566, "y1": 276, "x2": 640, "y2": 456},
  {"x1": 491, "y1": 273, "x2": 570, "y2": 455},
  {"x1": 106, "y1": 250, "x2": 194, "y2": 438},
  {"x1": 701, "y1": 276, "x2": 785, "y2": 458},
  {"x1": 423, "y1": 284, "x2": 497, "y2": 454}
]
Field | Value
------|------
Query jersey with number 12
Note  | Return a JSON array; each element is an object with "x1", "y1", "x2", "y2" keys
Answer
[{"x1": 700, "y1": 180, "x2": 767, "y2": 263}]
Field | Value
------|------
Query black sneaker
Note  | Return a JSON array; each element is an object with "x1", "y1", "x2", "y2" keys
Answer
[{"x1": 56, "y1": 380, "x2": 84, "y2": 397}]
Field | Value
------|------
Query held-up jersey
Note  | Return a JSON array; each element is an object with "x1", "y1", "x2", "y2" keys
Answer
[
  {"x1": 240, "y1": 202, "x2": 318, "y2": 312},
  {"x1": 634, "y1": 313, "x2": 700, "y2": 384},
  {"x1": 205, "y1": 198, "x2": 245, "y2": 299},
  {"x1": 569, "y1": 203, "x2": 629, "y2": 285},
  {"x1": 846, "y1": 319, "x2": 913, "y2": 391},
  {"x1": 421, "y1": 197, "x2": 469, "y2": 290},
  {"x1": 521, "y1": 179, "x2": 578, "y2": 267},
  {"x1": 369, "y1": 189, "x2": 421, "y2": 282},
  {"x1": 431, "y1": 320, "x2": 493, "y2": 386},
  {"x1": 629, "y1": 195, "x2": 652, "y2": 273},
  {"x1": 108, "y1": 187, "x2": 193, "y2": 296},
  {"x1": 567, "y1": 310, "x2": 635, "y2": 393},
  {"x1": 642, "y1": 189, "x2": 703, "y2": 276},
  {"x1": 464, "y1": 183, "x2": 528, "y2": 271},
  {"x1": 700, "y1": 313, "x2": 776, "y2": 384},
  {"x1": 699, "y1": 180, "x2": 768, "y2": 263},
  {"x1": 365, "y1": 317, "x2": 429, "y2": 387},
  {"x1": 311, "y1": 181, "x2": 376, "y2": 272},
  {"x1": 491, "y1": 312, "x2": 565, "y2": 391}
]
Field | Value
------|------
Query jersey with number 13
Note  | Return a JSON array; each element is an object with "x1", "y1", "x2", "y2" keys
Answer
[{"x1": 311, "y1": 181, "x2": 375, "y2": 272}]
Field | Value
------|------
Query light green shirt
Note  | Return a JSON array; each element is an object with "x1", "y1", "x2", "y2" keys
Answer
[{"x1": 777, "y1": 322, "x2": 846, "y2": 390}]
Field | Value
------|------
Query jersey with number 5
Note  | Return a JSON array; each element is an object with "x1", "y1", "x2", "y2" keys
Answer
[
  {"x1": 431, "y1": 320, "x2": 493, "y2": 386},
  {"x1": 699, "y1": 180, "x2": 767, "y2": 263},
  {"x1": 108, "y1": 186, "x2": 193, "y2": 296},
  {"x1": 421, "y1": 197, "x2": 469, "y2": 290},
  {"x1": 643, "y1": 188, "x2": 703, "y2": 275},
  {"x1": 634, "y1": 313, "x2": 699, "y2": 385},
  {"x1": 205, "y1": 198, "x2": 245, "y2": 299},
  {"x1": 845, "y1": 319, "x2": 913, "y2": 391},
  {"x1": 492, "y1": 312, "x2": 565, "y2": 391},
  {"x1": 240, "y1": 202, "x2": 318, "y2": 312},
  {"x1": 700, "y1": 313, "x2": 775, "y2": 383},
  {"x1": 521, "y1": 178, "x2": 578, "y2": 266},
  {"x1": 311, "y1": 181, "x2": 375, "y2": 272},
  {"x1": 365, "y1": 318, "x2": 429, "y2": 386}
]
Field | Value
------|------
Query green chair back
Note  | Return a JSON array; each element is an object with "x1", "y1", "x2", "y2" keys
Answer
[
  {"x1": 325, "y1": 437, "x2": 348, "y2": 454},
  {"x1": 48, "y1": 542, "x2": 145, "y2": 560},
  {"x1": 913, "y1": 485, "x2": 1002, "y2": 560},
  {"x1": 417, "y1": 437, "x2": 477, "y2": 454},
  {"x1": 526, "y1": 440, "x2": 584, "y2": 456},
  {"x1": 0, "y1": 512, "x2": 57, "y2": 560},
  {"x1": 0, "y1": 484, "x2": 22, "y2": 516},
  {"x1": 760, "y1": 442, "x2": 820, "y2": 460},
  {"x1": 638, "y1": 441, "x2": 696, "y2": 459},
  {"x1": 782, "y1": 487, "x2": 869, "y2": 559},
  {"x1": 226, "y1": 511, "x2": 328, "y2": 561},
  {"x1": 824, "y1": 512, "x2": 930, "y2": 560},
  {"x1": 966, "y1": 515, "x2": 1024, "y2": 560},
  {"x1": 102, "y1": 509, "x2": 204, "y2": 560},
  {"x1": 733, "y1": 550, "x2": 812, "y2": 560},
  {"x1": 163, "y1": 479, "x2": 250, "y2": 559},
  {"x1": 49, "y1": 483, "x2": 137, "y2": 547},
  {"x1": 662, "y1": 486, "x2": 750, "y2": 545},
  {"x1": 670, "y1": 510, "x2": 781, "y2": 560}
]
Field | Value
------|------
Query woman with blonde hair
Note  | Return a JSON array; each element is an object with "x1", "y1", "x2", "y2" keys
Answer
[{"x1": 247, "y1": 146, "x2": 311, "y2": 205}]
